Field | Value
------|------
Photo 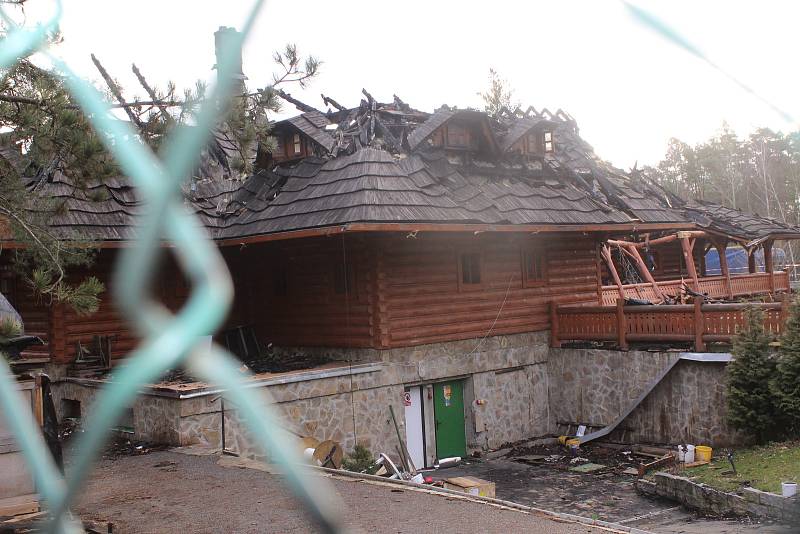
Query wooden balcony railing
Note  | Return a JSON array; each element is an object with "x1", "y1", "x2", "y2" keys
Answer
[
  {"x1": 599, "y1": 271, "x2": 790, "y2": 305},
  {"x1": 551, "y1": 298, "x2": 789, "y2": 351}
]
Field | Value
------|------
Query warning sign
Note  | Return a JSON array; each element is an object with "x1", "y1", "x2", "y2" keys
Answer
[
  {"x1": 443, "y1": 384, "x2": 452, "y2": 406},
  {"x1": 403, "y1": 391, "x2": 412, "y2": 406}
]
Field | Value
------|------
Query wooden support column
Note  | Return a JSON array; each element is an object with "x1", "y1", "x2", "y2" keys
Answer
[
  {"x1": 680, "y1": 234, "x2": 700, "y2": 291},
  {"x1": 714, "y1": 240, "x2": 733, "y2": 299},
  {"x1": 616, "y1": 298, "x2": 628, "y2": 350},
  {"x1": 764, "y1": 240, "x2": 775, "y2": 294},
  {"x1": 747, "y1": 248, "x2": 757, "y2": 274},
  {"x1": 625, "y1": 245, "x2": 662, "y2": 301},
  {"x1": 601, "y1": 244, "x2": 626, "y2": 301},
  {"x1": 693, "y1": 297, "x2": 706, "y2": 352}
]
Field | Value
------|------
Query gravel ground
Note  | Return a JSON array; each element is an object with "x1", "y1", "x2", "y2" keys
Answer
[{"x1": 72, "y1": 451, "x2": 612, "y2": 534}]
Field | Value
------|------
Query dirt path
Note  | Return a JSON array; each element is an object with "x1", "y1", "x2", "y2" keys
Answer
[{"x1": 72, "y1": 451, "x2": 613, "y2": 534}]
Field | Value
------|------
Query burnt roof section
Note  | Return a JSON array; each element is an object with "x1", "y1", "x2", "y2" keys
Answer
[
  {"x1": 683, "y1": 201, "x2": 800, "y2": 243},
  {"x1": 498, "y1": 116, "x2": 553, "y2": 153},
  {"x1": 281, "y1": 111, "x2": 336, "y2": 152},
  {"x1": 13, "y1": 91, "x2": 800, "y2": 244},
  {"x1": 215, "y1": 146, "x2": 630, "y2": 239},
  {"x1": 406, "y1": 109, "x2": 455, "y2": 150}
]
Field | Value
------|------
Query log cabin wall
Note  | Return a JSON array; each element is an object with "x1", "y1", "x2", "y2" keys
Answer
[
  {"x1": 6, "y1": 249, "x2": 191, "y2": 364},
  {"x1": 9, "y1": 230, "x2": 604, "y2": 362},
  {"x1": 1, "y1": 264, "x2": 51, "y2": 360},
  {"x1": 376, "y1": 232, "x2": 600, "y2": 348},
  {"x1": 242, "y1": 235, "x2": 375, "y2": 348}
]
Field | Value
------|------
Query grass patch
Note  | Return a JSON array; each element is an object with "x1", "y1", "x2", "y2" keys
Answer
[{"x1": 683, "y1": 442, "x2": 800, "y2": 494}]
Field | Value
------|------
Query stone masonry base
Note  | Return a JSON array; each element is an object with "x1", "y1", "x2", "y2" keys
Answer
[
  {"x1": 50, "y1": 332, "x2": 742, "y2": 464},
  {"x1": 637, "y1": 472, "x2": 800, "y2": 524}
]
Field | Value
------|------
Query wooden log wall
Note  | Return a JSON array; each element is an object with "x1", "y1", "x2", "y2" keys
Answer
[
  {"x1": 377, "y1": 233, "x2": 599, "y2": 348},
  {"x1": 0, "y1": 265, "x2": 51, "y2": 360},
  {"x1": 7, "y1": 231, "x2": 609, "y2": 361},
  {"x1": 246, "y1": 235, "x2": 375, "y2": 348}
]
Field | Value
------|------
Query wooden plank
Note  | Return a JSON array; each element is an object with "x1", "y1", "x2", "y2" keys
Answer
[{"x1": 0, "y1": 494, "x2": 39, "y2": 517}]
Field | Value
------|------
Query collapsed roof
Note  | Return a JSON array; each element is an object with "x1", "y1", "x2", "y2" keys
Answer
[{"x1": 8, "y1": 92, "x2": 800, "y2": 245}]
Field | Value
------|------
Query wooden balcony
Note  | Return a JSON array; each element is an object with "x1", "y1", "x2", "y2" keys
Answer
[
  {"x1": 599, "y1": 271, "x2": 790, "y2": 305},
  {"x1": 551, "y1": 298, "x2": 789, "y2": 352}
]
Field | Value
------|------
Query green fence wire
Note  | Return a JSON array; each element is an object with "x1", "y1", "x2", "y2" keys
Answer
[{"x1": 0, "y1": 2, "x2": 343, "y2": 532}]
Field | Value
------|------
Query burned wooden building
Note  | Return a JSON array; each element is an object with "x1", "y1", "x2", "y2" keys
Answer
[{"x1": 4, "y1": 91, "x2": 800, "y2": 465}]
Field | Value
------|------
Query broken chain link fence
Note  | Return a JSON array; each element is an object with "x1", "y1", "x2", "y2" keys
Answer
[{"x1": 0, "y1": 2, "x2": 343, "y2": 532}]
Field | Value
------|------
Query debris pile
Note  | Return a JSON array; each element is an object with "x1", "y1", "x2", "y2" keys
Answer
[{"x1": 507, "y1": 441, "x2": 677, "y2": 477}]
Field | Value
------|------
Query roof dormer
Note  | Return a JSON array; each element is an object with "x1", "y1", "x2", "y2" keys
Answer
[
  {"x1": 407, "y1": 109, "x2": 499, "y2": 156},
  {"x1": 264, "y1": 111, "x2": 336, "y2": 166},
  {"x1": 500, "y1": 118, "x2": 557, "y2": 158}
]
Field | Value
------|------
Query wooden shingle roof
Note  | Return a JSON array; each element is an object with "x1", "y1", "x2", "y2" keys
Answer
[{"x1": 15, "y1": 96, "x2": 800, "y2": 245}]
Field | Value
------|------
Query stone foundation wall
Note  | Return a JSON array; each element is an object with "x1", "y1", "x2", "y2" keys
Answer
[
  {"x1": 637, "y1": 472, "x2": 800, "y2": 523},
  {"x1": 181, "y1": 332, "x2": 552, "y2": 457},
  {"x1": 51, "y1": 333, "x2": 742, "y2": 462},
  {"x1": 548, "y1": 349, "x2": 739, "y2": 446}
]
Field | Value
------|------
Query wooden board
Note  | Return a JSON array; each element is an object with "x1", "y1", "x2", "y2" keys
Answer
[{"x1": 0, "y1": 494, "x2": 39, "y2": 517}]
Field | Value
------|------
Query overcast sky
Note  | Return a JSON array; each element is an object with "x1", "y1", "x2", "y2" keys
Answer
[{"x1": 20, "y1": 0, "x2": 800, "y2": 168}]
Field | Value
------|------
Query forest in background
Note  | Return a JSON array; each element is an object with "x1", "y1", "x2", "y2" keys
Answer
[{"x1": 642, "y1": 124, "x2": 800, "y2": 275}]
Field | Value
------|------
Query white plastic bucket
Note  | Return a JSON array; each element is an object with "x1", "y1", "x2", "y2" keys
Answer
[
  {"x1": 677, "y1": 445, "x2": 686, "y2": 462},
  {"x1": 782, "y1": 482, "x2": 797, "y2": 498},
  {"x1": 685, "y1": 444, "x2": 695, "y2": 464}
]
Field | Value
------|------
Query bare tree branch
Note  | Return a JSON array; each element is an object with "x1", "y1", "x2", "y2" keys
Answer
[{"x1": 90, "y1": 53, "x2": 145, "y2": 129}]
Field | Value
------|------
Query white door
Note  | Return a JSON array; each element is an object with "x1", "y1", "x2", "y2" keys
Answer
[{"x1": 403, "y1": 386, "x2": 425, "y2": 469}]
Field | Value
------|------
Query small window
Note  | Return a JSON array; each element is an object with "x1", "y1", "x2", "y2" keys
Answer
[
  {"x1": 292, "y1": 133, "x2": 302, "y2": 155},
  {"x1": 543, "y1": 131, "x2": 554, "y2": 153},
  {"x1": 523, "y1": 247, "x2": 546, "y2": 286},
  {"x1": 446, "y1": 123, "x2": 472, "y2": 148},
  {"x1": 460, "y1": 253, "x2": 481, "y2": 285}
]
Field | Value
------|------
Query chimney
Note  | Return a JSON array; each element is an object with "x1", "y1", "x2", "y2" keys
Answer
[{"x1": 213, "y1": 26, "x2": 247, "y2": 92}]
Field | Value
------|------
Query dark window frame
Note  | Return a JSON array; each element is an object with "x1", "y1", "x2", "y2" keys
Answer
[
  {"x1": 522, "y1": 245, "x2": 547, "y2": 287},
  {"x1": 292, "y1": 133, "x2": 302, "y2": 155},
  {"x1": 543, "y1": 130, "x2": 554, "y2": 153},
  {"x1": 458, "y1": 251, "x2": 483, "y2": 291}
]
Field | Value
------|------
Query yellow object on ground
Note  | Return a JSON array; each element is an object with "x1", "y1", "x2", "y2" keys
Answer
[
  {"x1": 695, "y1": 445, "x2": 712, "y2": 462},
  {"x1": 443, "y1": 476, "x2": 496, "y2": 498}
]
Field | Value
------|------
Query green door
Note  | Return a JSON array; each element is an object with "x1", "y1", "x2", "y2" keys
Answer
[{"x1": 433, "y1": 380, "x2": 467, "y2": 459}]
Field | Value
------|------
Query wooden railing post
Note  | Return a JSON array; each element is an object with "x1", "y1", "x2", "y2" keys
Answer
[
  {"x1": 616, "y1": 298, "x2": 628, "y2": 350},
  {"x1": 694, "y1": 297, "x2": 706, "y2": 352},
  {"x1": 550, "y1": 301, "x2": 561, "y2": 348},
  {"x1": 764, "y1": 240, "x2": 775, "y2": 295}
]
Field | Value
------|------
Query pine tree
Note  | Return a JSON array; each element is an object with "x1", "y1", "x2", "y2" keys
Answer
[
  {"x1": 772, "y1": 297, "x2": 800, "y2": 435},
  {"x1": 479, "y1": 68, "x2": 517, "y2": 118},
  {"x1": 727, "y1": 306, "x2": 781, "y2": 443}
]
